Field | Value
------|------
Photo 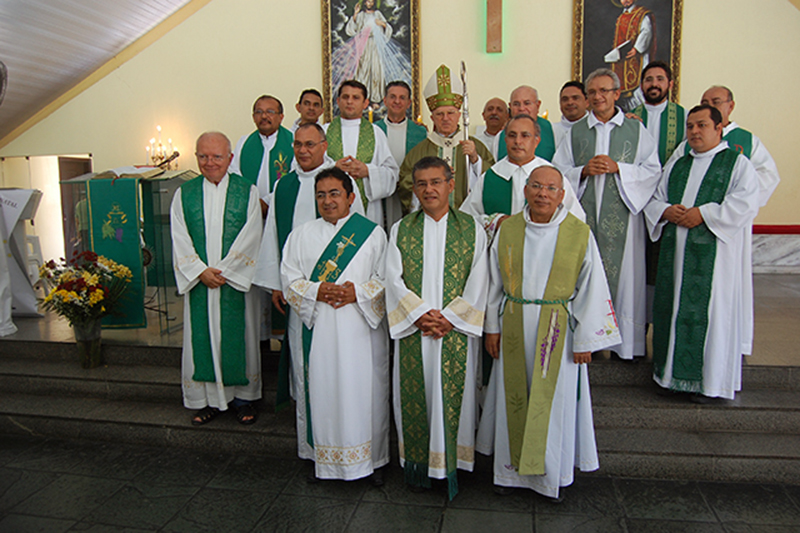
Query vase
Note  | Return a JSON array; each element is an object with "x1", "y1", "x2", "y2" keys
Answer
[{"x1": 73, "y1": 320, "x2": 103, "y2": 369}]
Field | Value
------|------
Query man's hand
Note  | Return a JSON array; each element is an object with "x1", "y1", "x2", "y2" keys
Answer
[
  {"x1": 317, "y1": 282, "x2": 340, "y2": 305},
  {"x1": 199, "y1": 268, "x2": 226, "y2": 289},
  {"x1": 625, "y1": 112, "x2": 643, "y2": 123},
  {"x1": 676, "y1": 207, "x2": 703, "y2": 229},
  {"x1": 661, "y1": 204, "x2": 687, "y2": 224},
  {"x1": 485, "y1": 333, "x2": 501, "y2": 359},
  {"x1": 582, "y1": 155, "x2": 619, "y2": 178},
  {"x1": 428, "y1": 310, "x2": 454, "y2": 340},
  {"x1": 574, "y1": 351, "x2": 591, "y2": 364},
  {"x1": 495, "y1": 214, "x2": 510, "y2": 229},
  {"x1": 272, "y1": 289, "x2": 287, "y2": 315},
  {"x1": 331, "y1": 281, "x2": 357, "y2": 309},
  {"x1": 336, "y1": 156, "x2": 369, "y2": 179},
  {"x1": 625, "y1": 47, "x2": 638, "y2": 59},
  {"x1": 459, "y1": 140, "x2": 479, "y2": 164},
  {"x1": 353, "y1": 2, "x2": 361, "y2": 16}
]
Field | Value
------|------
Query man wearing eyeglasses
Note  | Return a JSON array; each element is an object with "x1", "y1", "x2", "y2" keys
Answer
[
  {"x1": 230, "y1": 95, "x2": 294, "y2": 217},
  {"x1": 553, "y1": 68, "x2": 660, "y2": 363},
  {"x1": 280, "y1": 166, "x2": 389, "y2": 485},
  {"x1": 476, "y1": 165, "x2": 620, "y2": 501},
  {"x1": 253, "y1": 123, "x2": 364, "y2": 331},
  {"x1": 385, "y1": 156, "x2": 489, "y2": 499},
  {"x1": 171, "y1": 132, "x2": 263, "y2": 427}
]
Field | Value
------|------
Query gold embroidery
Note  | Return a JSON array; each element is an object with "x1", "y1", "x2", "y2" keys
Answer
[
  {"x1": 399, "y1": 444, "x2": 475, "y2": 467},
  {"x1": 315, "y1": 442, "x2": 372, "y2": 466},
  {"x1": 388, "y1": 292, "x2": 425, "y2": 328},
  {"x1": 447, "y1": 297, "x2": 484, "y2": 328},
  {"x1": 286, "y1": 280, "x2": 311, "y2": 310}
]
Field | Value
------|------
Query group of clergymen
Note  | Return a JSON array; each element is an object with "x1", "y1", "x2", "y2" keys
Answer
[{"x1": 170, "y1": 61, "x2": 780, "y2": 502}]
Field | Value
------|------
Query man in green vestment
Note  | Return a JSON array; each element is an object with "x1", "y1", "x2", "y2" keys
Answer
[
  {"x1": 398, "y1": 65, "x2": 494, "y2": 215},
  {"x1": 494, "y1": 86, "x2": 557, "y2": 163},
  {"x1": 476, "y1": 165, "x2": 620, "y2": 500},
  {"x1": 230, "y1": 95, "x2": 294, "y2": 217},
  {"x1": 171, "y1": 132, "x2": 263, "y2": 426},
  {"x1": 385, "y1": 156, "x2": 489, "y2": 499}
]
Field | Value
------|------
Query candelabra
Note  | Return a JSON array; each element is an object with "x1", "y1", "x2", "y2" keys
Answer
[{"x1": 146, "y1": 125, "x2": 179, "y2": 169}]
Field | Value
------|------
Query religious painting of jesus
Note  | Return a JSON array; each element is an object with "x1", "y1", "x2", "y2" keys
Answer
[
  {"x1": 322, "y1": 0, "x2": 420, "y2": 122},
  {"x1": 572, "y1": 0, "x2": 682, "y2": 112}
]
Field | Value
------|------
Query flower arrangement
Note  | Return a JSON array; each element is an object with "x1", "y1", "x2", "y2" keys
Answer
[{"x1": 39, "y1": 250, "x2": 133, "y2": 326}]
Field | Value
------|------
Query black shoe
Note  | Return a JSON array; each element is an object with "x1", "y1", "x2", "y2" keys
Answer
[
  {"x1": 690, "y1": 393, "x2": 713, "y2": 405},
  {"x1": 371, "y1": 468, "x2": 384, "y2": 487},
  {"x1": 494, "y1": 485, "x2": 514, "y2": 496}
]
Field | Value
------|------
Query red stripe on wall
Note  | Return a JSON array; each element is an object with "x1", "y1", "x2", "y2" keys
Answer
[{"x1": 753, "y1": 225, "x2": 800, "y2": 235}]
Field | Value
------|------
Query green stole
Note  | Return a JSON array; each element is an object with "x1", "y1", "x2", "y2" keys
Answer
[
  {"x1": 572, "y1": 115, "x2": 639, "y2": 300},
  {"x1": 482, "y1": 168, "x2": 514, "y2": 216},
  {"x1": 497, "y1": 116, "x2": 556, "y2": 162},
  {"x1": 326, "y1": 117, "x2": 376, "y2": 212},
  {"x1": 633, "y1": 102, "x2": 685, "y2": 165},
  {"x1": 653, "y1": 149, "x2": 738, "y2": 390},
  {"x1": 239, "y1": 127, "x2": 294, "y2": 190},
  {"x1": 375, "y1": 118, "x2": 428, "y2": 154},
  {"x1": 684, "y1": 127, "x2": 753, "y2": 159},
  {"x1": 299, "y1": 214, "x2": 377, "y2": 447},
  {"x1": 497, "y1": 212, "x2": 589, "y2": 475},
  {"x1": 181, "y1": 174, "x2": 251, "y2": 386},
  {"x1": 396, "y1": 208, "x2": 475, "y2": 500}
]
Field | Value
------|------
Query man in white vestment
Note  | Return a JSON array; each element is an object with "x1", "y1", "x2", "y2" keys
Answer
[
  {"x1": 171, "y1": 132, "x2": 263, "y2": 425},
  {"x1": 374, "y1": 80, "x2": 428, "y2": 228},
  {"x1": 475, "y1": 97, "x2": 509, "y2": 160},
  {"x1": 324, "y1": 80, "x2": 399, "y2": 230},
  {"x1": 386, "y1": 156, "x2": 488, "y2": 499},
  {"x1": 229, "y1": 95, "x2": 294, "y2": 217},
  {"x1": 252, "y1": 123, "x2": 364, "y2": 335},
  {"x1": 476, "y1": 165, "x2": 620, "y2": 500},
  {"x1": 552, "y1": 81, "x2": 589, "y2": 150},
  {"x1": 290, "y1": 89, "x2": 324, "y2": 133},
  {"x1": 281, "y1": 166, "x2": 389, "y2": 484},
  {"x1": 645, "y1": 105, "x2": 759, "y2": 401},
  {"x1": 462, "y1": 114, "x2": 584, "y2": 241},
  {"x1": 553, "y1": 68, "x2": 661, "y2": 361}
]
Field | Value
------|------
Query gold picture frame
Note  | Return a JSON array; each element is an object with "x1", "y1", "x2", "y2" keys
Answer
[
  {"x1": 572, "y1": 0, "x2": 683, "y2": 110},
  {"x1": 322, "y1": 0, "x2": 421, "y2": 122}
]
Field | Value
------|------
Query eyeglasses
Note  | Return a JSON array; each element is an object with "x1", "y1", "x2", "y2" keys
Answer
[
  {"x1": 587, "y1": 87, "x2": 617, "y2": 96},
  {"x1": 292, "y1": 140, "x2": 324, "y2": 150},
  {"x1": 705, "y1": 99, "x2": 731, "y2": 106},
  {"x1": 196, "y1": 154, "x2": 227, "y2": 163},
  {"x1": 316, "y1": 190, "x2": 344, "y2": 200},
  {"x1": 527, "y1": 182, "x2": 563, "y2": 194},
  {"x1": 253, "y1": 109, "x2": 280, "y2": 116},
  {"x1": 413, "y1": 178, "x2": 450, "y2": 189}
]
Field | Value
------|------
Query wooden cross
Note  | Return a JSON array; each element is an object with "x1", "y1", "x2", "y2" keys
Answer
[{"x1": 487, "y1": 0, "x2": 502, "y2": 53}]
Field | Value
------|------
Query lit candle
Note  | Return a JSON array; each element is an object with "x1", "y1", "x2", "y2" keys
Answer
[
  {"x1": 157, "y1": 125, "x2": 162, "y2": 144},
  {"x1": 168, "y1": 138, "x2": 173, "y2": 154},
  {"x1": 368, "y1": 109, "x2": 373, "y2": 123},
  {"x1": 146, "y1": 146, "x2": 150, "y2": 165}
]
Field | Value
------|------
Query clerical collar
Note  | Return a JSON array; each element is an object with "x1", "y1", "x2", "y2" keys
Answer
[
  {"x1": 644, "y1": 100, "x2": 668, "y2": 113},
  {"x1": 341, "y1": 117, "x2": 362, "y2": 126},
  {"x1": 386, "y1": 116, "x2": 407, "y2": 125},
  {"x1": 561, "y1": 112, "x2": 588, "y2": 126},
  {"x1": 691, "y1": 140, "x2": 729, "y2": 159},
  {"x1": 589, "y1": 108, "x2": 624, "y2": 128},
  {"x1": 327, "y1": 212, "x2": 354, "y2": 228}
]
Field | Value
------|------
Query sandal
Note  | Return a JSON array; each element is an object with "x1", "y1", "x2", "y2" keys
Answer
[
  {"x1": 191, "y1": 406, "x2": 219, "y2": 426},
  {"x1": 236, "y1": 403, "x2": 257, "y2": 425}
]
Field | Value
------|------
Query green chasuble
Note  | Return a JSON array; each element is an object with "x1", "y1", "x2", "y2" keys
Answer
[
  {"x1": 181, "y1": 174, "x2": 251, "y2": 386},
  {"x1": 294, "y1": 214, "x2": 377, "y2": 446},
  {"x1": 481, "y1": 168, "x2": 514, "y2": 216},
  {"x1": 497, "y1": 212, "x2": 589, "y2": 475},
  {"x1": 653, "y1": 149, "x2": 738, "y2": 391},
  {"x1": 497, "y1": 116, "x2": 556, "y2": 162},
  {"x1": 239, "y1": 126, "x2": 294, "y2": 191},
  {"x1": 326, "y1": 117, "x2": 376, "y2": 212},
  {"x1": 685, "y1": 127, "x2": 753, "y2": 159},
  {"x1": 396, "y1": 208, "x2": 475, "y2": 500},
  {"x1": 375, "y1": 118, "x2": 428, "y2": 154},
  {"x1": 571, "y1": 116, "x2": 639, "y2": 300},
  {"x1": 633, "y1": 102, "x2": 685, "y2": 165}
]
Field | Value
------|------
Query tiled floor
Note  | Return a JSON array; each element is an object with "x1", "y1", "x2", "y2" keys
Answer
[{"x1": 1, "y1": 434, "x2": 799, "y2": 532}]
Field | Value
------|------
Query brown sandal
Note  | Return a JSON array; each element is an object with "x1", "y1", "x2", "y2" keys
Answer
[{"x1": 191, "y1": 406, "x2": 219, "y2": 426}]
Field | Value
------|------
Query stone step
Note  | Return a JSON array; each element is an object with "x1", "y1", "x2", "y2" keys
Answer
[{"x1": 592, "y1": 385, "x2": 800, "y2": 434}]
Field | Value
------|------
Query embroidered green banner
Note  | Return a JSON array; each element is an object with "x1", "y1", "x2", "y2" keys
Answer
[{"x1": 239, "y1": 127, "x2": 294, "y2": 190}]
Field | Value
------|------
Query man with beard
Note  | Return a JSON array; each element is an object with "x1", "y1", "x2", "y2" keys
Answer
[
  {"x1": 475, "y1": 97, "x2": 509, "y2": 160},
  {"x1": 553, "y1": 81, "x2": 590, "y2": 149},
  {"x1": 631, "y1": 61, "x2": 686, "y2": 166}
]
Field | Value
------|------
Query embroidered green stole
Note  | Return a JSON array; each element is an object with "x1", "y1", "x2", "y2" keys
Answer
[
  {"x1": 684, "y1": 127, "x2": 753, "y2": 159},
  {"x1": 396, "y1": 208, "x2": 475, "y2": 500},
  {"x1": 572, "y1": 116, "x2": 639, "y2": 300},
  {"x1": 497, "y1": 116, "x2": 556, "y2": 162},
  {"x1": 375, "y1": 118, "x2": 428, "y2": 154},
  {"x1": 300, "y1": 214, "x2": 377, "y2": 447},
  {"x1": 633, "y1": 102, "x2": 685, "y2": 165},
  {"x1": 653, "y1": 149, "x2": 738, "y2": 390},
  {"x1": 326, "y1": 117, "x2": 375, "y2": 212},
  {"x1": 498, "y1": 212, "x2": 589, "y2": 475},
  {"x1": 181, "y1": 174, "x2": 251, "y2": 386},
  {"x1": 482, "y1": 168, "x2": 513, "y2": 216},
  {"x1": 239, "y1": 127, "x2": 293, "y2": 190}
]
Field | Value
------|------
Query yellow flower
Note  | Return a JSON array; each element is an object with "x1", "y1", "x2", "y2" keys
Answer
[
  {"x1": 59, "y1": 271, "x2": 74, "y2": 284},
  {"x1": 88, "y1": 289, "x2": 104, "y2": 305},
  {"x1": 82, "y1": 272, "x2": 100, "y2": 286}
]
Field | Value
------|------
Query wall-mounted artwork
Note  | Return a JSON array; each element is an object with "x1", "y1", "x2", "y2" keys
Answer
[
  {"x1": 322, "y1": 0, "x2": 420, "y2": 122},
  {"x1": 572, "y1": 0, "x2": 683, "y2": 111}
]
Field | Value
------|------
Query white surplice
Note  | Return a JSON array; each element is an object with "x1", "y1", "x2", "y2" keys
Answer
[
  {"x1": 385, "y1": 212, "x2": 489, "y2": 477},
  {"x1": 644, "y1": 142, "x2": 759, "y2": 399},
  {"x1": 460, "y1": 156, "x2": 586, "y2": 241},
  {"x1": 281, "y1": 213, "x2": 390, "y2": 480},
  {"x1": 170, "y1": 174, "x2": 263, "y2": 410},
  {"x1": 252, "y1": 155, "x2": 364, "y2": 292},
  {"x1": 475, "y1": 205, "x2": 621, "y2": 498},
  {"x1": 323, "y1": 119, "x2": 399, "y2": 229},
  {"x1": 553, "y1": 110, "x2": 661, "y2": 359}
]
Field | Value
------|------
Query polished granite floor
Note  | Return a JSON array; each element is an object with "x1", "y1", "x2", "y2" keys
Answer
[
  {"x1": 1, "y1": 433, "x2": 799, "y2": 533},
  {"x1": 6, "y1": 274, "x2": 800, "y2": 366}
]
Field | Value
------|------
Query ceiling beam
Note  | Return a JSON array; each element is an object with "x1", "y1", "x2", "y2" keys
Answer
[
  {"x1": 790, "y1": 0, "x2": 800, "y2": 11},
  {"x1": 0, "y1": 0, "x2": 213, "y2": 150}
]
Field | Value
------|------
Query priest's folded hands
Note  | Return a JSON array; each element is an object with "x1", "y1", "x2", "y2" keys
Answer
[{"x1": 316, "y1": 281, "x2": 357, "y2": 308}]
